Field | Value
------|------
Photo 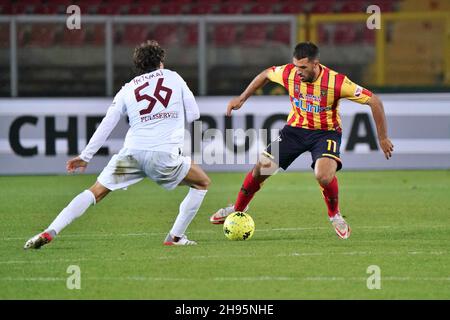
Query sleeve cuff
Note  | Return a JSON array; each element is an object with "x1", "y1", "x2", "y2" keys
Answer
[{"x1": 79, "y1": 153, "x2": 91, "y2": 163}]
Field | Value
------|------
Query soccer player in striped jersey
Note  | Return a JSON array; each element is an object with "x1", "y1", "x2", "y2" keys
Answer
[{"x1": 210, "y1": 42, "x2": 394, "y2": 239}]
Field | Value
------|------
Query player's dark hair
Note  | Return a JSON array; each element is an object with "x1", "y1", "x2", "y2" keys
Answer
[
  {"x1": 133, "y1": 40, "x2": 165, "y2": 74},
  {"x1": 293, "y1": 42, "x2": 320, "y2": 61}
]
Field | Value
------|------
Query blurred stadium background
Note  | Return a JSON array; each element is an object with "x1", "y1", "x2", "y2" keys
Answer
[{"x1": 0, "y1": 0, "x2": 449, "y2": 97}]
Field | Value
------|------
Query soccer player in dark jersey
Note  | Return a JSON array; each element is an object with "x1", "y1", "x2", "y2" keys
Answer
[{"x1": 210, "y1": 42, "x2": 394, "y2": 239}]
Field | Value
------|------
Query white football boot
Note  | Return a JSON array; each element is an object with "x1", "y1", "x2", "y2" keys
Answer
[
  {"x1": 163, "y1": 233, "x2": 197, "y2": 246},
  {"x1": 24, "y1": 231, "x2": 53, "y2": 249},
  {"x1": 330, "y1": 213, "x2": 351, "y2": 239},
  {"x1": 209, "y1": 204, "x2": 249, "y2": 225}
]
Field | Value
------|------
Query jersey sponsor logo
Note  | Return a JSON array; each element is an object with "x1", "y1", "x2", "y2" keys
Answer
[
  {"x1": 299, "y1": 93, "x2": 322, "y2": 103},
  {"x1": 295, "y1": 92, "x2": 327, "y2": 113},
  {"x1": 301, "y1": 102, "x2": 332, "y2": 113},
  {"x1": 294, "y1": 98, "x2": 332, "y2": 113},
  {"x1": 140, "y1": 111, "x2": 179, "y2": 123}
]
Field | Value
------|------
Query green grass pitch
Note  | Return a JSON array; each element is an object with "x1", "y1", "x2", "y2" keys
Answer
[{"x1": 1, "y1": 170, "x2": 449, "y2": 299}]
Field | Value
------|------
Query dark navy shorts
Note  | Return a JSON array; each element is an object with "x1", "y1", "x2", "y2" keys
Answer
[{"x1": 265, "y1": 125, "x2": 342, "y2": 171}]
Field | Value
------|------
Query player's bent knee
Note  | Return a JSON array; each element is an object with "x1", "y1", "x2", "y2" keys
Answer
[
  {"x1": 89, "y1": 183, "x2": 110, "y2": 203},
  {"x1": 258, "y1": 158, "x2": 271, "y2": 168},
  {"x1": 200, "y1": 175, "x2": 211, "y2": 189},
  {"x1": 190, "y1": 175, "x2": 211, "y2": 190},
  {"x1": 315, "y1": 172, "x2": 334, "y2": 186},
  {"x1": 256, "y1": 159, "x2": 278, "y2": 178},
  {"x1": 200, "y1": 175, "x2": 211, "y2": 190}
]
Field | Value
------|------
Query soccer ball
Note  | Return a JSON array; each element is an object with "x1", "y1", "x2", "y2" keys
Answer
[{"x1": 223, "y1": 212, "x2": 255, "y2": 241}]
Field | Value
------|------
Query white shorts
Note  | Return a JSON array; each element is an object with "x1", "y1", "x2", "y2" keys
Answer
[{"x1": 97, "y1": 148, "x2": 191, "y2": 191}]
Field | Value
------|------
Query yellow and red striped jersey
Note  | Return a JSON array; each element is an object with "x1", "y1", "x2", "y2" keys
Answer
[{"x1": 267, "y1": 64, "x2": 373, "y2": 132}]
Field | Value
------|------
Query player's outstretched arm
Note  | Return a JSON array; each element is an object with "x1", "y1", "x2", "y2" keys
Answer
[
  {"x1": 367, "y1": 94, "x2": 394, "y2": 159},
  {"x1": 78, "y1": 104, "x2": 122, "y2": 165},
  {"x1": 66, "y1": 156, "x2": 88, "y2": 173},
  {"x1": 227, "y1": 69, "x2": 270, "y2": 116}
]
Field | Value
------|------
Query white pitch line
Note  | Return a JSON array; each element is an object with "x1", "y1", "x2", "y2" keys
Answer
[
  {"x1": 213, "y1": 276, "x2": 292, "y2": 281},
  {"x1": 0, "y1": 258, "x2": 90, "y2": 265},
  {"x1": 0, "y1": 277, "x2": 66, "y2": 282},
  {"x1": 1, "y1": 232, "x2": 170, "y2": 241},
  {"x1": 269, "y1": 226, "x2": 394, "y2": 232},
  {"x1": 1, "y1": 276, "x2": 450, "y2": 282},
  {"x1": 156, "y1": 250, "x2": 445, "y2": 260},
  {"x1": 280, "y1": 251, "x2": 445, "y2": 257},
  {"x1": 1, "y1": 250, "x2": 445, "y2": 266},
  {"x1": 1, "y1": 225, "x2": 397, "y2": 241}
]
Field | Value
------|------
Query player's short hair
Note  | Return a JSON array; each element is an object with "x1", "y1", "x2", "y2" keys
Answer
[
  {"x1": 133, "y1": 40, "x2": 166, "y2": 74},
  {"x1": 293, "y1": 42, "x2": 320, "y2": 61}
]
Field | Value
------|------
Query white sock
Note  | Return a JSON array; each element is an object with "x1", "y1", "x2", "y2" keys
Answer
[
  {"x1": 170, "y1": 188, "x2": 207, "y2": 238},
  {"x1": 47, "y1": 190, "x2": 96, "y2": 235}
]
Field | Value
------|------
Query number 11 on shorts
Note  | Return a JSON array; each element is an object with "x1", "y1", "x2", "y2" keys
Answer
[{"x1": 327, "y1": 139, "x2": 337, "y2": 153}]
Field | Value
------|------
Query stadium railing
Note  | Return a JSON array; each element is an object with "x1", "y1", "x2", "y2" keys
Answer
[
  {"x1": 309, "y1": 11, "x2": 450, "y2": 88},
  {"x1": 1, "y1": 11, "x2": 450, "y2": 97},
  {"x1": 0, "y1": 14, "x2": 299, "y2": 97}
]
